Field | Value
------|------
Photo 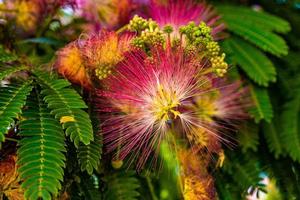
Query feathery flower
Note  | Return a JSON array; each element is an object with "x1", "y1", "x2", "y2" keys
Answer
[
  {"x1": 0, "y1": 0, "x2": 76, "y2": 34},
  {"x1": 83, "y1": 31, "x2": 133, "y2": 80},
  {"x1": 55, "y1": 31, "x2": 132, "y2": 88},
  {"x1": 55, "y1": 40, "x2": 92, "y2": 89},
  {"x1": 97, "y1": 46, "x2": 247, "y2": 168},
  {"x1": 0, "y1": 155, "x2": 24, "y2": 200},
  {"x1": 76, "y1": 0, "x2": 137, "y2": 30},
  {"x1": 0, "y1": 0, "x2": 41, "y2": 33},
  {"x1": 178, "y1": 148, "x2": 216, "y2": 200}
]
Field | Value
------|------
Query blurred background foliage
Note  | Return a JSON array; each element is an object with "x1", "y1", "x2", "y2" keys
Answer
[{"x1": 0, "y1": 0, "x2": 300, "y2": 199}]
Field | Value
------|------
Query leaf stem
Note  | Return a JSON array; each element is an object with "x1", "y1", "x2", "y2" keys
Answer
[{"x1": 5, "y1": 137, "x2": 19, "y2": 142}]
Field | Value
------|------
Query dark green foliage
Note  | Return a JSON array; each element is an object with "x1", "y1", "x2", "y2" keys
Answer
[
  {"x1": 216, "y1": 5, "x2": 290, "y2": 33},
  {"x1": 104, "y1": 170, "x2": 140, "y2": 200},
  {"x1": 17, "y1": 91, "x2": 66, "y2": 200},
  {"x1": 249, "y1": 85, "x2": 273, "y2": 123},
  {"x1": 222, "y1": 37, "x2": 276, "y2": 86},
  {"x1": 215, "y1": 173, "x2": 240, "y2": 200},
  {"x1": 77, "y1": 174, "x2": 102, "y2": 200},
  {"x1": 262, "y1": 121, "x2": 283, "y2": 159},
  {"x1": 280, "y1": 93, "x2": 300, "y2": 162},
  {"x1": 0, "y1": 66, "x2": 27, "y2": 81},
  {"x1": 217, "y1": 5, "x2": 289, "y2": 56},
  {"x1": 220, "y1": 151, "x2": 263, "y2": 197},
  {"x1": 237, "y1": 122, "x2": 259, "y2": 152},
  {"x1": 34, "y1": 70, "x2": 94, "y2": 147},
  {"x1": 0, "y1": 45, "x2": 18, "y2": 63},
  {"x1": 78, "y1": 135, "x2": 102, "y2": 175},
  {"x1": 0, "y1": 81, "x2": 32, "y2": 147}
]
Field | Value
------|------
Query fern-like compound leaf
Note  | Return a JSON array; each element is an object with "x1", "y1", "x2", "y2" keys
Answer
[
  {"x1": 217, "y1": 6, "x2": 288, "y2": 56},
  {"x1": 0, "y1": 66, "x2": 27, "y2": 81},
  {"x1": 280, "y1": 93, "x2": 300, "y2": 162},
  {"x1": 0, "y1": 45, "x2": 18, "y2": 63},
  {"x1": 262, "y1": 121, "x2": 283, "y2": 159},
  {"x1": 217, "y1": 5, "x2": 291, "y2": 33},
  {"x1": 222, "y1": 37, "x2": 276, "y2": 86},
  {"x1": 237, "y1": 122, "x2": 259, "y2": 153},
  {"x1": 33, "y1": 70, "x2": 93, "y2": 147},
  {"x1": 223, "y1": 152, "x2": 262, "y2": 193},
  {"x1": 78, "y1": 135, "x2": 102, "y2": 175},
  {"x1": 104, "y1": 171, "x2": 140, "y2": 200},
  {"x1": 0, "y1": 81, "x2": 32, "y2": 148},
  {"x1": 17, "y1": 91, "x2": 66, "y2": 200},
  {"x1": 249, "y1": 85, "x2": 273, "y2": 123}
]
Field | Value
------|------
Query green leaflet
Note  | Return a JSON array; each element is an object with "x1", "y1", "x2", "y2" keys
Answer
[
  {"x1": 33, "y1": 70, "x2": 93, "y2": 147},
  {"x1": 237, "y1": 122, "x2": 259, "y2": 152},
  {"x1": 217, "y1": 5, "x2": 289, "y2": 56},
  {"x1": 280, "y1": 92, "x2": 300, "y2": 162},
  {"x1": 222, "y1": 37, "x2": 276, "y2": 86},
  {"x1": 78, "y1": 134, "x2": 102, "y2": 175},
  {"x1": 262, "y1": 121, "x2": 283, "y2": 159},
  {"x1": 0, "y1": 66, "x2": 27, "y2": 81},
  {"x1": 249, "y1": 85, "x2": 273, "y2": 123},
  {"x1": 17, "y1": 91, "x2": 66, "y2": 200},
  {"x1": 104, "y1": 171, "x2": 140, "y2": 200},
  {"x1": 0, "y1": 45, "x2": 18, "y2": 63},
  {"x1": 216, "y1": 5, "x2": 291, "y2": 33},
  {"x1": 223, "y1": 152, "x2": 263, "y2": 194},
  {"x1": 0, "y1": 81, "x2": 32, "y2": 148}
]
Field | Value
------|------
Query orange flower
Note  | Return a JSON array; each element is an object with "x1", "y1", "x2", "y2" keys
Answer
[
  {"x1": 55, "y1": 31, "x2": 132, "y2": 87},
  {"x1": 55, "y1": 41, "x2": 92, "y2": 89},
  {"x1": 0, "y1": 155, "x2": 24, "y2": 200},
  {"x1": 83, "y1": 31, "x2": 132, "y2": 80},
  {"x1": 178, "y1": 148, "x2": 216, "y2": 200}
]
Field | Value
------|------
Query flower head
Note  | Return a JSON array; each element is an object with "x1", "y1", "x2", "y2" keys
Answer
[
  {"x1": 83, "y1": 31, "x2": 133, "y2": 80},
  {"x1": 55, "y1": 40, "x2": 92, "y2": 89},
  {"x1": 178, "y1": 148, "x2": 216, "y2": 200},
  {"x1": 0, "y1": 155, "x2": 24, "y2": 200},
  {"x1": 97, "y1": 46, "x2": 247, "y2": 168},
  {"x1": 0, "y1": 0, "x2": 76, "y2": 34},
  {"x1": 55, "y1": 30, "x2": 133, "y2": 88},
  {"x1": 76, "y1": 0, "x2": 137, "y2": 30}
]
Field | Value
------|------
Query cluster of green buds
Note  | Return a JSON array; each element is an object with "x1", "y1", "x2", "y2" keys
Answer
[
  {"x1": 180, "y1": 22, "x2": 228, "y2": 77},
  {"x1": 128, "y1": 15, "x2": 165, "y2": 49},
  {"x1": 95, "y1": 66, "x2": 112, "y2": 80},
  {"x1": 128, "y1": 15, "x2": 150, "y2": 32},
  {"x1": 210, "y1": 54, "x2": 227, "y2": 77}
]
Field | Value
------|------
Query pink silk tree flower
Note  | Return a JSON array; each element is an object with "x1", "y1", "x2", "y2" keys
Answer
[
  {"x1": 0, "y1": 0, "x2": 76, "y2": 34},
  {"x1": 97, "y1": 46, "x2": 247, "y2": 169},
  {"x1": 148, "y1": 0, "x2": 226, "y2": 39},
  {"x1": 75, "y1": 0, "x2": 139, "y2": 31}
]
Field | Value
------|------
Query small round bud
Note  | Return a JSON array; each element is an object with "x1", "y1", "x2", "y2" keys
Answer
[
  {"x1": 163, "y1": 25, "x2": 174, "y2": 34},
  {"x1": 111, "y1": 159, "x2": 123, "y2": 169}
]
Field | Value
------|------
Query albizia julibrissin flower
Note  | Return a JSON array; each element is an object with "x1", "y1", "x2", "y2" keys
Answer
[
  {"x1": 148, "y1": 0, "x2": 226, "y2": 39},
  {"x1": 0, "y1": 0, "x2": 76, "y2": 34},
  {"x1": 55, "y1": 40, "x2": 92, "y2": 89},
  {"x1": 0, "y1": 155, "x2": 24, "y2": 200},
  {"x1": 54, "y1": 31, "x2": 132, "y2": 88},
  {"x1": 75, "y1": 0, "x2": 138, "y2": 31},
  {"x1": 97, "y1": 46, "x2": 248, "y2": 168},
  {"x1": 178, "y1": 147, "x2": 216, "y2": 200}
]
